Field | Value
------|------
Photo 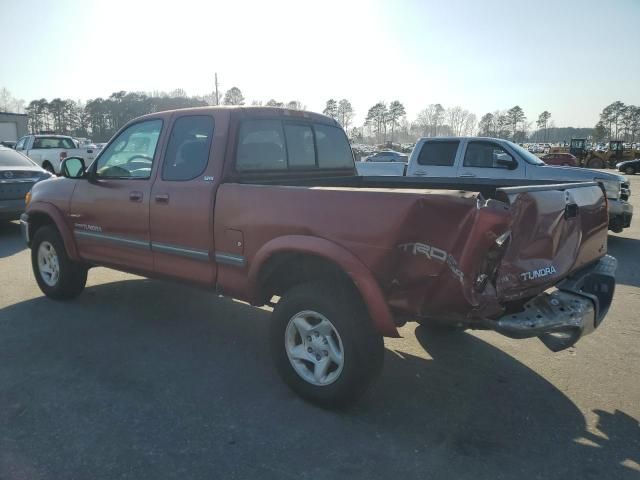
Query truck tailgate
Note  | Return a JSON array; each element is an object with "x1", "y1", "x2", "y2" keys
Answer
[
  {"x1": 494, "y1": 182, "x2": 609, "y2": 303},
  {"x1": 388, "y1": 181, "x2": 609, "y2": 324}
]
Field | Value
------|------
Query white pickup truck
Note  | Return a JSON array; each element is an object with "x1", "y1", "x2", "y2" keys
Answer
[
  {"x1": 14, "y1": 135, "x2": 98, "y2": 175},
  {"x1": 365, "y1": 136, "x2": 633, "y2": 233}
]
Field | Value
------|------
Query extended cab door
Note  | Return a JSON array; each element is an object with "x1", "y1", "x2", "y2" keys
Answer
[
  {"x1": 149, "y1": 114, "x2": 218, "y2": 285},
  {"x1": 406, "y1": 139, "x2": 461, "y2": 177},
  {"x1": 69, "y1": 119, "x2": 164, "y2": 271},
  {"x1": 457, "y1": 139, "x2": 525, "y2": 179}
]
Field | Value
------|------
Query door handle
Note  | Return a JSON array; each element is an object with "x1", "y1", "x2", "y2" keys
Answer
[
  {"x1": 155, "y1": 194, "x2": 170, "y2": 204},
  {"x1": 129, "y1": 191, "x2": 143, "y2": 202},
  {"x1": 459, "y1": 173, "x2": 476, "y2": 178}
]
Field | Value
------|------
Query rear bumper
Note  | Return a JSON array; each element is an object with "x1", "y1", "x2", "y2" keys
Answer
[
  {"x1": 0, "y1": 199, "x2": 26, "y2": 221},
  {"x1": 492, "y1": 255, "x2": 617, "y2": 351},
  {"x1": 608, "y1": 200, "x2": 633, "y2": 232}
]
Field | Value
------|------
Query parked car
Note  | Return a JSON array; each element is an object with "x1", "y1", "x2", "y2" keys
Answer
[
  {"x1": 541, "y1": 152, "x2": 579, "y2": 167},
  {"x1": 14, "y1": 134, "x2": 99, "y2": 174},
  {"x1": 21, "y1": 107, "x2": 616, "y2": 407},
  {"x1": 617, "y1": 158, "x2": 640, "y2": 175},
  {"x1": 0, "y1": 146, "x2": 52, "y2": 221},
  {"x1": 404, "y1": 137, "x2": 633, "y2": 233},
  {"x1": 357, "y1": 150, "x2": 409, "y2": 175},
  {"x1": 364, "y1": 150, "x2": 408, "y2": 163}
]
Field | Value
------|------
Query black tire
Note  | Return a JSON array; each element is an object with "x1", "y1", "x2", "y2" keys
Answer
[
  {"x1": 625, "y1": 166, "x2": 636, "y2": 175},
  {"x1": 31, "y1": 225, "x2": 87, "y2": 300},
  {"x1": 588, "y1": 158, "x2": 605, "y2": 169},
  {"x1": 270, "y1": 281, "x2": 384, "y2": 409},
  {"x1": 42, "y1": 163, "x2": 55, "y2": 174}
]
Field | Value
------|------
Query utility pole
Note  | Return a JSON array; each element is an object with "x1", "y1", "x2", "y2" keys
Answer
[{"x1": 214, "y1": 73, "x2": 219, "y2": 106}]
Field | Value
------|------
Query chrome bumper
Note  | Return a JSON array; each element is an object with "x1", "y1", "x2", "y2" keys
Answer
[{"x1": 493, "y1": 255, "x2": 617, "y2": 352}]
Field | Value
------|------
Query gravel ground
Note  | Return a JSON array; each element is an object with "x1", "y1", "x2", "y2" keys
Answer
[{"x1": 1, "y1": 177, "x2": 639, "y2": 480}]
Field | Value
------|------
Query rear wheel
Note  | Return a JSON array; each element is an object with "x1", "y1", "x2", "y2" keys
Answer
[
  {"x1": 625, "y1": 166, "x2": 636, "y2": 175},
  {"x1": 42, "y1": 163, "x2": 55, "y2": 174},
  {"x1": 31, "y1": 226, "x2": 87, "y2": 300},
  {"x1": 270, "y1": 281, "x2": 384, "y2": 408}
]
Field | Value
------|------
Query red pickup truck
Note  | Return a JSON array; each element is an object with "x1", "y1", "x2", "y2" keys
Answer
[{"x1": 21, "y1": 107, "x2": 617, "y2": 407}]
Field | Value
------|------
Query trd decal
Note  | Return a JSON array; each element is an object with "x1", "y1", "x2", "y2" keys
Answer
[{"x1": 398, "y1": 242, "x2": 464, "y2": 283}]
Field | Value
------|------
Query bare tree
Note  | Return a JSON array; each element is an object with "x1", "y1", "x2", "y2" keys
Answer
[
  {"x1": 536, "y1": 111, "x2": 551, "y2": 142},
  {"x1": 0, "y1": 87, "x2": 25, "y2": 113},
  {"x1": 286, "y1": 100, "x2": 305, "y2": 110},
  {"x1": 337, "y1": 99, "x2": 354, "y2": 130},
  {"x1": 506, "y1": 106, "x2": 526, "y2": 140},
  {"x1": 365, "y1": 102, "x2": 388, "y2": 143},
  {"x1": 415, "y1": 103, "x2": 445, "y2": 137},
  {"x1": 463, "y1": 113, "x2": 476, "y2": 136},
  {"x1": 223, "y1": 87, "x2": 245, "y2": 105},
  {"x1": 323, "y1": 99, "x2": 338, "y2": 119},
  {"x1": 387, "y1": 100, "x2": 406, "y2": 142}
]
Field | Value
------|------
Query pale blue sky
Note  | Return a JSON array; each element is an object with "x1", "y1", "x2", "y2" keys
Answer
[{"x1": 2, "y1": 0, "x2": 639, "y2": 127}]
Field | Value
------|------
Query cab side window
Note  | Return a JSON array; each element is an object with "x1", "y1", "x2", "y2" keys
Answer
[
  {"x1": 236, "y1": 120, "x2": 286, "y2": 171},
  {"x1": 95, "y1": 120, "x2": 163, "y2": 179},
  {"x1": 463, "y1": 142, "x2": 514, "y2": 169},
  {"x1": 284, "y1": 123, "x2": 315, "y2": 168},
  {"x1": 163, "y1": 116, "x2": 214, "y2": 181},
  {"x1": 15, "y1": 137, "x2": 26, "y2": 151},
  {"x1": 417, "y1": 141, "x2": 459, "y2": 166}
]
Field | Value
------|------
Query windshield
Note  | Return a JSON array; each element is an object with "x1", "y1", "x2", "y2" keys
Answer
[
  {"x1": 507, "y1": 141, "x2": 546, "y2": 165},
  {"x1": 0, "y1": 148, "x2": 38, "y2": 167}
]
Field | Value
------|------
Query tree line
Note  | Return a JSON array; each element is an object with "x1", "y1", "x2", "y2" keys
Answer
[{"x1": 2, "y1": 85, "x2": 638, "y2": 145}]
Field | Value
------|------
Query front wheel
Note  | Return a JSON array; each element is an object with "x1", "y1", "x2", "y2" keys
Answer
[
  {"x1": 625, "y1": 166, "x2": 636, "y2": 175},
  {"x1": 270, "y1": 281, "x2": 384, "y2": 408},
  {"x1": 31, "y1": 226, "x2": 87, "y2": 300}
]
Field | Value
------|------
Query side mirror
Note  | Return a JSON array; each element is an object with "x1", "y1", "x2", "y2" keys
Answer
[{"x1": 60, "y1": 157, "x2": 86, "y2": 178}]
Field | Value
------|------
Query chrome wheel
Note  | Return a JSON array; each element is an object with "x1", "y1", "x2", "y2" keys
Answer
[
  {"x1": 37, "y1": 241, "x2": 60, "y2": 287},
  {"x1": 284, "y1": 310, "x2": 345, "y2": 386}
]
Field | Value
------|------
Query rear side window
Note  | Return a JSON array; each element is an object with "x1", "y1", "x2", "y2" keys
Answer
[
  {"x1": 32, "y1": 137, "x2": 76, "y2": 149},
  {"x1": 417, "y1": 141, "x2": 459, "y2": 166},
  {"x1": 314, "y1": 124, "x2": 354, "y2": 169},
  {"x1": 236, "y1": 120, "x2": 353, "y2": 171},
  {"x1": 163, "y1": 115, "x2": 214, "y2": 181},
  {"x1": 236, "y1": 120, "x2": 286, "y2": 171},
  {"x1": 284, "y1": 123, "x2": 315, "y2": 168}
]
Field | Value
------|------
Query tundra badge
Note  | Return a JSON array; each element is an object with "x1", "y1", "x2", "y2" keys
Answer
[{"x1": 520, "y1": 266, "x2": 557, "y2": 281}]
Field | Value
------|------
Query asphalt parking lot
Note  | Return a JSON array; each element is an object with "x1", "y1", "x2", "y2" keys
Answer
[{"x1": 1, "y1": 178, "x2": 639, "y2": 480}]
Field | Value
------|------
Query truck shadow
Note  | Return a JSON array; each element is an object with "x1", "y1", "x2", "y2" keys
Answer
[
  {"x1": 0, "y1": 221, "x2": 25, "y2": 258},
  {"x1": 0, "y1": 279, "x2": 637, "y2": 480},
  {"x1": 607, "y1": 235, "x2": 640, "y2": 288}
]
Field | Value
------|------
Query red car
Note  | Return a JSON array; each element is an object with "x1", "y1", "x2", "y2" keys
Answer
[
  {"x1": 21, "y1": 107, "x2": 616, "y2": 407},
  {"x1": 542, "y1": 153, "x2": 579, "y2": 167}
]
